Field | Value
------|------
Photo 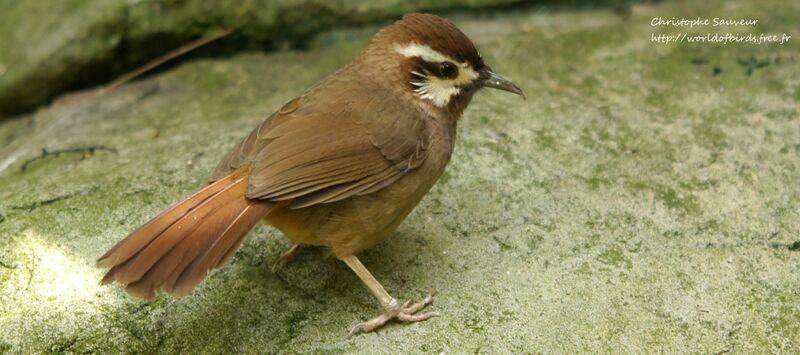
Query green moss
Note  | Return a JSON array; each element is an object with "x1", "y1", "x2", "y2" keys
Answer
[
  {"x1": 597, "y1": 246, "x2": 631, "y2": 269},
  {"x1": 0, "y1": 0, "x2": 562, "y2": 117}
]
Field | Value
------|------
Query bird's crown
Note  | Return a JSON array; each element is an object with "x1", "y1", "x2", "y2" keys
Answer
[{"x1": 359, "y1": 13, "x2": 523, "y2": 115}]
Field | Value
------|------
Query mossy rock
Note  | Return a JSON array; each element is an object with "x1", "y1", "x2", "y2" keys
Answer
[{"x1": 1, "y1": 0, "x2": 798, "y2": 352}]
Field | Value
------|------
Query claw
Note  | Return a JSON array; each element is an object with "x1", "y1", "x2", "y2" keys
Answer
[
  {"x1": 271, "y1": 243, "x2": 306, "y2": 272},
  {"x1": 349, "y1": 292, "x2": 439, "y2": 335}
]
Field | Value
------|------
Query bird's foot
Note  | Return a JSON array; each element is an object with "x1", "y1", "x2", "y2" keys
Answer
[
  {"x1": 271, "y1": 243, "x2": 306, "y2": 272},
  {"x1": 349, "y1": 292, "x2": 438, "y2": 335}
]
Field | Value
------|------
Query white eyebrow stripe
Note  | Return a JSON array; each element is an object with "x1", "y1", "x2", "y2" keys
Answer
[
  {"x1": 396, "y1": 43, "x2": 452, "y2": 63},
  {"x1": 397, "y1": 42, "x2": 480, "y2": 108},
  {"x1": 397, "y1": 42, "x2": 479, "y2": 82}
]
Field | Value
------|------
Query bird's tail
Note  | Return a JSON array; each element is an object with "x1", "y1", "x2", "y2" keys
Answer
[{"x1": 97, "y1": 169, "x2": 274, "y2": 299}]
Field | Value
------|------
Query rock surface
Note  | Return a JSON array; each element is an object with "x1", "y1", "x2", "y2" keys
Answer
[
  {"x1": 0, "y1": 0, "x2": 538, "y2": 117},
  {"x1": 1, "y1": 0, "x2": 799, "y2": 353}
]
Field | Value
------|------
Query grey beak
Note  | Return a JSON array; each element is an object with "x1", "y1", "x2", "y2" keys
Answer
[{"x1": 481, "y1": 69, "x2": 526, "y2": 99}]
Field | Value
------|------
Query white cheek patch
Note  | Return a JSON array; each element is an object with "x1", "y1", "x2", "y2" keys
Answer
[
  {"x1": 396, "y1": 42, "x2": 480, "y2": 107},
  {"x1": 414, "y1": 79, "x2": 461, "y2": 107}
]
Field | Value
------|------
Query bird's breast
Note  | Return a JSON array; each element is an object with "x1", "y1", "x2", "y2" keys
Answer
[{"x1": 265, "y1": 118, "x2": 457, "y2": 257}]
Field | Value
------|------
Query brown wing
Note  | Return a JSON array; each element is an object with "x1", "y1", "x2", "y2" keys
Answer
[{"x1": 213, "y1": 79, "x2": 431, "y2": 209}]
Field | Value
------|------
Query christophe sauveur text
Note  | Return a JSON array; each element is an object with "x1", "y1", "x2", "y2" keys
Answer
[{"x1": 650, "y1": 17, "x2": 791, "y2": 45}]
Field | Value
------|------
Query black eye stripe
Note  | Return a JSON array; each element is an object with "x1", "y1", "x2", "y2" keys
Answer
[
  {"x1": 414, "y1": 59, "x2": 459, "y2": 80},
  {"x1": 418, "y1": 60, "x2": 438, "y2": 75}
]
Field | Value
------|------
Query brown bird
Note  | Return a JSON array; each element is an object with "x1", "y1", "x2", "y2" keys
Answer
[{"x1": 97, "y1": 13, "x2": 524, "y2": 333}]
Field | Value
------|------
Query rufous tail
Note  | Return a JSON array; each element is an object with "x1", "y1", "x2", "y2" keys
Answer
[{"x1": 97, "y1": 169, "x2": 274, "y2": 299}]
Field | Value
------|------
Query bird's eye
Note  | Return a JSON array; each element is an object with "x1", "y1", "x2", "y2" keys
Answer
[{"x1": 438, "y1": 62, "x2": 458, "y2": 79}]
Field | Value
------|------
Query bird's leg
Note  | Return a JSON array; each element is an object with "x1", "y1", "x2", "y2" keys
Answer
[
  {"x1": 271, "y1": 243, "x2": 306, "y2": 272},
  {"x1": 340, "y1": 255, "x2": 438, "y2": 334}
]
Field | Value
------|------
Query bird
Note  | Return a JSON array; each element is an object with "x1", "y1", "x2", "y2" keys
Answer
[{"x1": 97, "y1": 13, "x2": 524, "y2": 334}]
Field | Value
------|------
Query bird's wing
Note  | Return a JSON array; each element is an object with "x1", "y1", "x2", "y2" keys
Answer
[{"x1": 212, "y1": 84, "x2": 431, "y2": 209}]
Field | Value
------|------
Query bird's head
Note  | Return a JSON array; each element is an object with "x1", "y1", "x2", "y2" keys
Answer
[{"x1": 360, "y1": 13, "x2": 525, "y2": 119}]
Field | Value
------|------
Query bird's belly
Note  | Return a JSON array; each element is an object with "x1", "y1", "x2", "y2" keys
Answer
[
  {"x1": 265, "y1": 125, "x2": 454, "y2": 257},
  {"x1": 323, "y1": 174, "x2": 434, "y2": 256},
  {"x1": 263, "y1": 204, "x2": 329, "y2": 246},
  {"x1": 266, "y1": 156, "x2": 448, "y2": 257}
]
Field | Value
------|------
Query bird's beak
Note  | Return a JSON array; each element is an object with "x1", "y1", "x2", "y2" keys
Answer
[{"x1": 480, "y1": 68, "x2": 526, "y2": 99}]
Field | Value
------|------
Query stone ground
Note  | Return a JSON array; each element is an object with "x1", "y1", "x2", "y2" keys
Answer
[
  {"x1": 0, "y1": 0, "x2": 532, "y2": 116},
  {"x1": 1, "y1": 0, "x2": 799, "y2": 353}
]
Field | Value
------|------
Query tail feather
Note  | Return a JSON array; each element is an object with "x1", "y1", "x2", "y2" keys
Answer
[
  {"x1": 216, "y1": 206, "x2": 269, "y2": 268},
  {"x1": 170, "y1": 202, "x2": 271, "y2": 296},
  {"x1": 111, "y1": 177, "x2": 245, "y2": 285},
  {"x1": 98, "y1": 169, "x2": 276, "y2": 299},
  {"x1": 124, "y1": 184, "x2": 247, "y2": 297},
  {"x1": 97, "y1": 172, "x2": 242, "y2": 268}
]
